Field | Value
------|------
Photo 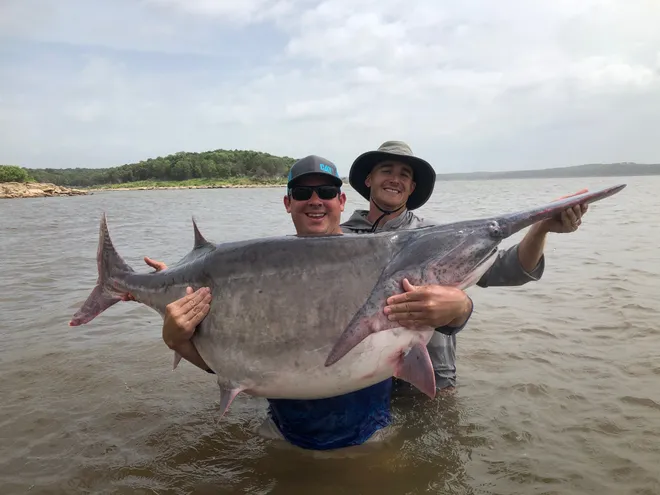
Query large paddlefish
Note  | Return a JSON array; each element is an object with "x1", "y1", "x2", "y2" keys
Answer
[{"x1": 69, "y1": 184, "x2": 626, "y2": 417}]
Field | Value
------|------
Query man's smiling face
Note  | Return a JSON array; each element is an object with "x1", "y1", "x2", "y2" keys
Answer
[
  {"x1": 365, "y1": 160, "x2": 417, "y2": 210},
  {"x1": 284, "y1": 174, "x2": 346, "y2": 235}
]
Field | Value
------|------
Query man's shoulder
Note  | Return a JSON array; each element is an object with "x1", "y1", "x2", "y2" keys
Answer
[{"x1": 340, "y1": 209, "x2": 372, "y2": 233}]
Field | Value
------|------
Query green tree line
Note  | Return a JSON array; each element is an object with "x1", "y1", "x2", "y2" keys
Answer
[
  {"x1": 1, "y1": 149, "x2": 298, "y2": 186},
  {"x1": 0, "y1": 165, "x2": 34, "y2": 183}
]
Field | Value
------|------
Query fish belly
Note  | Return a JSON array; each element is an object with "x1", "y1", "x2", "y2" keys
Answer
[{"x1": 197, "y1": 326, "x2": 434, "y2": 400}]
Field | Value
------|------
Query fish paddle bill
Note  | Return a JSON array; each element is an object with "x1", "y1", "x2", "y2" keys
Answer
[{"x1": 499, "y1": 183, "x2": 627, "y2": 237}]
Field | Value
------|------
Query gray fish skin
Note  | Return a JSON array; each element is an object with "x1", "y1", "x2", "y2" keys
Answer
[
  {"x1": 72, "y1": 221, "x2": 436, "y2": 414},
  {"x1": 69, "y1": 183, "x2": 626, "y2": 417}
]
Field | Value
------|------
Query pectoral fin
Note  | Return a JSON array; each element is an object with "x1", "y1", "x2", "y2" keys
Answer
[
  {"x1": 172, "y1": 351, "x2": 183, "y2": 370},
  {"x1": 324, "y1": 306, "x2": 388, "y2": 366},
  {"x1": 218, "y1": 385, "x2": 243, "y2": 418},
  {"x1": 394, "y1": 343, "x2": 436, "y2": 399}
]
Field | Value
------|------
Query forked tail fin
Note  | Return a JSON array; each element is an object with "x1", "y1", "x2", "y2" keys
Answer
[{"x1": 69, "y1": 213, "x2": 135, "y2": 326}]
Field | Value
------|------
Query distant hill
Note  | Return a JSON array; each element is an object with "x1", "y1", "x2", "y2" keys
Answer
[
  {"x1": 436, "y1": 162, "x2": 660, "y2": 181},
  {"x1": 9, "y1": 149, "x2": 297, "y2": 187},
  {"x1": 5, "y1": 150, "x2": 660, "y2": 188}
]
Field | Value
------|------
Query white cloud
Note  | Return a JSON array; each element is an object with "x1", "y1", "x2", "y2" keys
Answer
[{"x1": 1, "y1": 0, "x2": 659, "y2": 172}]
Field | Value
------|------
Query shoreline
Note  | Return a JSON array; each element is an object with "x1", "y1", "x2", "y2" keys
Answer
[
  {"x1": 0, "y1": 182, "x2": 88, "y2": 199},
  {"x1": 87, "y1": 183, "x2": 287, "y2": 192},
  {"x1": 0, "y1": 181, "x2": 288, "y2": 198}
]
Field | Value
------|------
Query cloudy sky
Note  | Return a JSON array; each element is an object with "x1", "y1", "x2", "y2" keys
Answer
[{"x1": 1, "y1": 0, "x2": 659, "y2": 174}]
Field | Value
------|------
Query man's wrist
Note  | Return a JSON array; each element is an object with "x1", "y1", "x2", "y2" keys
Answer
[
  {"x1": 529, "y1": 221, "x2": 550, "y2": 237},
  {"x1": 461, "y1": 293, "x2": 472, "y2": 319},
  {"x1": 164, "y1": 337, "x2": 185, "y2": 350},
  {"x1": 169, "y1": 339, "x2": 193, "y2": 355},
  {"x1": 163, "y1": 324, "x2": 188, "y2": 350},
  {"x1": 451, "y1": 292, "x2": 472, "y2": 326},
  {"x1": 436, "y1": 294, "x2": 474, "y2": 335}
]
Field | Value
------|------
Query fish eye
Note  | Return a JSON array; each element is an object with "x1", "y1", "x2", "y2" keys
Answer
[{"x1": 488, "y1": 221, "x2": 502, "y2": 237}]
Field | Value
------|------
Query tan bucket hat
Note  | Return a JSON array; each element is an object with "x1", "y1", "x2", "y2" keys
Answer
[{"x1": 348, "y1": 141, "x2": 436, "y2": 210}]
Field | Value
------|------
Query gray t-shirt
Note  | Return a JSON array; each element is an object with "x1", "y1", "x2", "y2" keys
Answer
[{"x1": 340, "y1": 209, "x2": 545, "y2": 392}]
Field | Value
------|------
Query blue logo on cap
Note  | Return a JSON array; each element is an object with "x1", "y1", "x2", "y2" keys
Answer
[{"x1": 319, "y1": 163, "x2": 336, "y2": 176}]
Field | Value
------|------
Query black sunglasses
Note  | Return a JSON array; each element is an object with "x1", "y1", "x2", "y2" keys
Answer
[{"x1": 290, "y1": 185, "x2": 340, "y2": 201}]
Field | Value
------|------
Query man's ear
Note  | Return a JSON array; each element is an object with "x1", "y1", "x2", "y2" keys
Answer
[
  {"x1": 365, "y1": 174, "x2": 372, "y2": 188},
  {"x1": 283, "y1": 194, "x2": 292, "y2": 213}
]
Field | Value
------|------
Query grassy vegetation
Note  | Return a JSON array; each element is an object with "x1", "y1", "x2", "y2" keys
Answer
[
  {"x1": 18, "y1": 149, "x2": 296, "y2": 188},
  {"x1": 0, "y1": 165, "x2": 35, "y2": 183}
]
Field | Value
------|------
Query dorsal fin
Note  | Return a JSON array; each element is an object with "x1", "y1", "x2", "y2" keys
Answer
[{"x1": 192, "y1": 216, "x2": 211, "y2": 249}]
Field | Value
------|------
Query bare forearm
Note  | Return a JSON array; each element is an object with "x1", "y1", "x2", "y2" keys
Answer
[
  {"x1": 518, "y1": 223, "x2": 549, "y2": 273},
  {"x1": 171, "y1": 341, "x2": 212, "y2": 373},
  {"x1": 449, "y1": 294, "x2": 473, "y2": 328}
]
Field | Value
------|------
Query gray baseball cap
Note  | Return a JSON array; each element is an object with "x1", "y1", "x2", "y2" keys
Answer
[{"x1": 287, "y1": 155, "x2": 343, "y2": 189}]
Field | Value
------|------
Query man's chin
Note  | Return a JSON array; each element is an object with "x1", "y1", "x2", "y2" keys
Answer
[
  {"x1": 299, "y1": 220, "x2": 329, "y2": 235},
  {"x1": 374, "y1": 194, "x2": 404, "y2": 210}
]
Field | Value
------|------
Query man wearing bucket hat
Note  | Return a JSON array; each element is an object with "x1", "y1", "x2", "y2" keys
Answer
[
  {"x1": 343, "y1": 140, "x2": 438, "y2": 232},
  {"x1": 340, "y1": 140, "x2": 589, "y2": 395}
]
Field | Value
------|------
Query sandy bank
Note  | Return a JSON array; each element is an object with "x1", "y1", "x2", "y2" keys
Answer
[
  {"x1": 90, "y1": 183, "x2": 287, "y2": 191},
  {"x1": 0, "y1": 182, "x2": 88, "y2": 199}
]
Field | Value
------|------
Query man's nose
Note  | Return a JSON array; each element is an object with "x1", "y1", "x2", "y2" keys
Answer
[{"x1": 307, "y1": 191, "x2": 323, "y2": 204}]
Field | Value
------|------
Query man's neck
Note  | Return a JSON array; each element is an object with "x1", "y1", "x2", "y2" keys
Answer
[
  {"x1": 296, "y1": 227, "x2": 343, "y2": 236},
  {"x1": 366, "y1": 204, "x2": 406, "y2": 225}
]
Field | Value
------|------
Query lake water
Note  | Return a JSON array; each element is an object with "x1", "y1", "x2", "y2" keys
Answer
[{"x1": 1, "y1": 176, "x2": 658, "y2": 494}]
